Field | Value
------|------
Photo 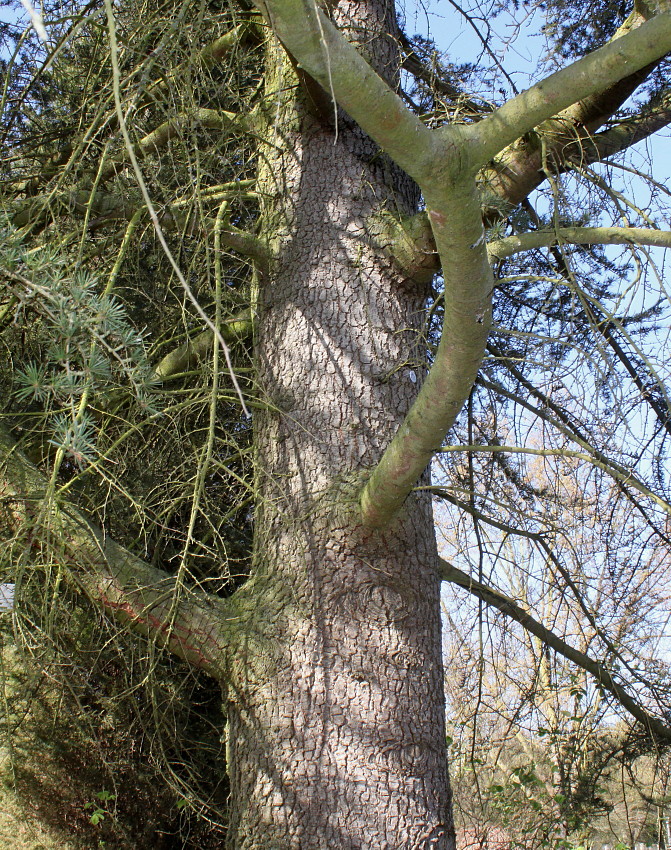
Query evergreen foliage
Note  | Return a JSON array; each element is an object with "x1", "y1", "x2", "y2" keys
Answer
[{"x1": 1, "y1": 0, "x2": 671, "y2": 844}]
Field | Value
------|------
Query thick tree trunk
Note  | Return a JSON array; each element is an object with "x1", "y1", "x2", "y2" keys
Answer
[{"x1": 224, "y1": 3, "x2": 454, "y2": 847}]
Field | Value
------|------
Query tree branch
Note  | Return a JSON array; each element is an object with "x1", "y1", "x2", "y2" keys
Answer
[
  {"x1": 427, "y1": 486, "x2": 547, "y2": 542},
  {"x1": 141, "y1": 18, "x2": 263, "y2": 106},
  {"x1": 467, "y1": 11, "x2": 671, "y2": 167},
  {"x1": 487, "y1": 226, "x2": 671, "y2": 260},
  {"x1": 365, "y1": 210, "x2": 439, "y2": 284},
  {"x1": 435, "y1": 444, "x2": 671, "y2": 515},
  {"x1": 579, "y1": 88, "x2": 671, "y2": 164},
  {"x1": 255, "y1": 0, "x2": 671, "y2": 530},
  {"x1": 359, "y1": 170, "x2": 493, "y2": 527},
  {"x1": 0, "y1": 423, "x2": 237, "y2": 679},
  {"x1": 153, "y1": 308, "x2": 253, "y2": 381},
  {"x1": 433, "y1": 479, "x2": 669, "y2": 707},
  {"x1": 11, "y1": 179, "x2": 257, "y2": 231},
  {"x1": 252, "y1": 0, "x2": 436, "y2": 182},
  {"x1": 99, "y1": 108, "x2": 247, "y2": 182},
  {"x1": 477, "y1": 6, "x2": 671, "y2": 219},
  {"x1": 437, "y1": 557, "x2": 671, "y2": 742}
]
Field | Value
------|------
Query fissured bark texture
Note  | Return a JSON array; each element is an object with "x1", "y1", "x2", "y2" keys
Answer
[{"x1": 225, "y1": 4, "x2": 454, "y2": 847}]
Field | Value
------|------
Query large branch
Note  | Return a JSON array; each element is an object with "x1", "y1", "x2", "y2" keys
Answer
[
  {"x1": 267, "y1": 6, "x2": 671, "y2": 279},
  {"x1": 371, "y1": 101, "x2": 671, "y2": 278},
  {"x1": 359, "y1": 170, "x2": 493, "y2": 526},
  {"x1": 359, "y1": 16, "x2": 671, "y2": 525},
  {"x1": 253, "y1": 0, "x2": 436, "y2": 183},
  {"x1": 438, "y1": 557, "x2": 671, "y2": 742},
  {"x1": 255, "y1": 0, "x2": 671, "y2": 529},
  {"x1": 0, "y1": 423, "x2": 237, "y2": 679},
  {"x1": 468, "y1": 9, "x2": 671, "y2": 168},
  {"x1": 477, "y1": 5, "x2": 671, "y2": 219},
  {"x1": 580, "y1": 87, "x2": 671, "y2": 164}
]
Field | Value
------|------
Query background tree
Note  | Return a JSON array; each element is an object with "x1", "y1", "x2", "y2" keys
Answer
[
  {"x1": 2, "y1": 0, "x2": 671, "y2": 847},
  {"x1": 438, "y1": 438, "x2": 671, "y2": 848}
]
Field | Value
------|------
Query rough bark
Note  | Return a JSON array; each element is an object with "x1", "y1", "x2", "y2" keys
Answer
[{"x1": 222, "y1": 4, "x2": 453, "y2": 847}]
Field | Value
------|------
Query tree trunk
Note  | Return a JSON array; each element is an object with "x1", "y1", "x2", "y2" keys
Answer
[{"x1": 224, "y1": 3, "x2": 454, "y2": 847}]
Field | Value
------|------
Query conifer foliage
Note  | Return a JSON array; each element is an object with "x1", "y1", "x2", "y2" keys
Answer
[{"x1": 1, "y1": 0, "x2": 671, "y2": 846}]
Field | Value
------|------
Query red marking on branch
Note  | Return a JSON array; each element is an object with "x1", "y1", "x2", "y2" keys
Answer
[
  {"x1": 98, "y1": 593, "x2": 214, "y2": 671},
  {"x1": 428, "y1": 209, "x2": 446, "y2": 227}
]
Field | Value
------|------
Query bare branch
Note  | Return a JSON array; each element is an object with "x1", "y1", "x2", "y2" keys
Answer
[
  {"x1": 436, "y1": 443, "x2": 671, "y2": 516},
  {"x1": 487, "y1": 226, "x2": 671, "y2": 260},
  {"x1": 438, "y1": 557, "x2": 671, "y2": 742},
  {"x1": 577, "y1": 87, "x2": 671, "y2": 164}
]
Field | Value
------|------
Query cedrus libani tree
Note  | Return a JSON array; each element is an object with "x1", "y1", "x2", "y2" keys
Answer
[{"x1": 2, "y1": 0, "x2": 671, "y2": 846}]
